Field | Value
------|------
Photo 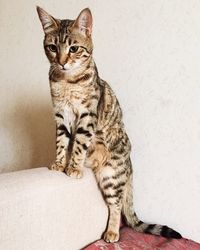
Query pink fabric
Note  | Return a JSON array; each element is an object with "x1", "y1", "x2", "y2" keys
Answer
[{"x1": 83, "y1": 227, "x2": 200, "y2": 250}]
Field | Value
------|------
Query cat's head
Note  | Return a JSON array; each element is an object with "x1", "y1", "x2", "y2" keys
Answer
[{"x1": 37, "y1": 7, "x2": 93, "y2": 79}]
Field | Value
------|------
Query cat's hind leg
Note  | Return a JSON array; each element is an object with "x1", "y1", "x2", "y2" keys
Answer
[
  {"x1": 96, "y1": 164, "x2": 127, "y2": 243},
  {"x1": 103, "y1": 203, "x2": 122, "y2": 243}
]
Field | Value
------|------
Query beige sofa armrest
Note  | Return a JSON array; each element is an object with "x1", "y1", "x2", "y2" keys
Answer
[{"x1": 0, "y1": 167, "x2": 108, "y2": 250}]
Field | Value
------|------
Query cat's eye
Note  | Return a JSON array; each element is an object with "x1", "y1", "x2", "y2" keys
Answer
[
  {"x1": 69, "y1": 46, "x2": 79, "y2": 53},
  {"x1": 48, "y1": 44, "x2": 57, "y2": 52}
]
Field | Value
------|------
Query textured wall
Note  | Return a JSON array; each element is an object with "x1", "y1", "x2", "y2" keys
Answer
[{"x1": 0, "y1": 0, "x2": 200, "y2": 243}]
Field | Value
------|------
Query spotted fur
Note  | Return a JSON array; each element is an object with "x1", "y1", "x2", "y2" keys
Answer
[{"x1": 37, "y1": 7, "x2": 182, "y2": 243}]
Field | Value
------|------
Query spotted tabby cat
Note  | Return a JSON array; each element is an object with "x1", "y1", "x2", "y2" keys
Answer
[{"x1": 37, "y1": 7, "x2": 182, "y2": 243}]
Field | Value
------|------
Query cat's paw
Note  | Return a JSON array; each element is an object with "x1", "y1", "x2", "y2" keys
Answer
[
  {"x1": 65, "y1": 166, "x2": 83, "y2": 179},
  {"x1": 103, "y1": 230, "x2": 119, "y2": 243},
  {"x1": 49, "y1": 162, "x2": 65, "y2": 172}
]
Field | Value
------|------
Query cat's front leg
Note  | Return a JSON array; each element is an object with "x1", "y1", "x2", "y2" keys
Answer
[
  {"x1": 65, "y1": 112, "x2": 97, "y2": 178},
  {"x1": 50, "y1": 114, "x2": 71, "y2": 172}
]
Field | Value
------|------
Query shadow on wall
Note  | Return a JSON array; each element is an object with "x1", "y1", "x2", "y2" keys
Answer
[{"x1": 0, "y1": 100, "x2": 55, "y2": 173}]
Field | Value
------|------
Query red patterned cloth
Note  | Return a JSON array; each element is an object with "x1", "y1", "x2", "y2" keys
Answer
[{"x1": 83, "y1": 227, "x2": 200, "y2": 250}]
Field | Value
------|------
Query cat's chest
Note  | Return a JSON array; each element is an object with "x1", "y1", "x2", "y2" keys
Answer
[
  {"x1": 51, "y1": 81, "x2": 89, "y2": 106},
  {"x1": 51, "y1": 81, "x2": 94, "y2": 128},
  {"x1": 53, "y1": 101, "x2": 77, "y2": 134}
]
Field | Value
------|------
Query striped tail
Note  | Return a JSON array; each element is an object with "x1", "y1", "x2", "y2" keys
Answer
[
  {"x1": 122, "y1": 174, "x2": 182, "y2": 239},
  {"x1": 133, "y1": 220, "x2": 182, "y2": 239}
]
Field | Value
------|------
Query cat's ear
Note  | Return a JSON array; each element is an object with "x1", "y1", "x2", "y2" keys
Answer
[
  {"x1": 74, "y1": 8, "x2": 93, "y2": 36},
  {"x1": 36, "y1": 6, "x2": 59, "y2": 34}
]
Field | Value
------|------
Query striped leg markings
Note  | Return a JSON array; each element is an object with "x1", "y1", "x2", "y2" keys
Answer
[
  {"x1": 97, "y1": 164, "x2": 127, "y2": 243},
  {"x1": 65, "y1": 112, "x2": 97, "y2": 178},
  {"x1": 50, "y1": 120, "x2": 71, "y2": 172}
]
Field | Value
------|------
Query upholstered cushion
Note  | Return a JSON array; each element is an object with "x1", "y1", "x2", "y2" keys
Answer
[
  {"x1": 0, "y1": 167, "x2": 108, "y2": 250},
  {"x1": 84, "y1": 227, "x2": 200, "y2": 250}
]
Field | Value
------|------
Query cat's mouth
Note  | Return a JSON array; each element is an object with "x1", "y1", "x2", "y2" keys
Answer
[
  {"x1": 57, "y1": 62, "x2": 81, "y2": 73},
  {"x1": 58, "y1": 64, "x2": 67, "y2": 71}
]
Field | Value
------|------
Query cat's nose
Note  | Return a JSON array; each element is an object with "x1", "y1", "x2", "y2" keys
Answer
[
  {"x1": 58, "y1": 62, "x2": 65, "y2": 69},
  {"x1": 58, "y1": 54, "x2": 68, "y2": 68}
]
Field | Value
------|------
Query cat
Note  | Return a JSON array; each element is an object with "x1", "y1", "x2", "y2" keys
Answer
[{"x1": 36, "y1": 7, "x2": 182, "y2": 243}]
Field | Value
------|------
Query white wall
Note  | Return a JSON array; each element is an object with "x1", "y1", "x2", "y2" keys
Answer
[{"x1": 0, "y1": 0, "x2": 200, "y2": 243}]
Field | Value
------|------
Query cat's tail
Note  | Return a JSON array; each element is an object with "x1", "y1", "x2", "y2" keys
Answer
[{"x1": 122, "y1": 174, "x2": 182, "y2": 239}]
